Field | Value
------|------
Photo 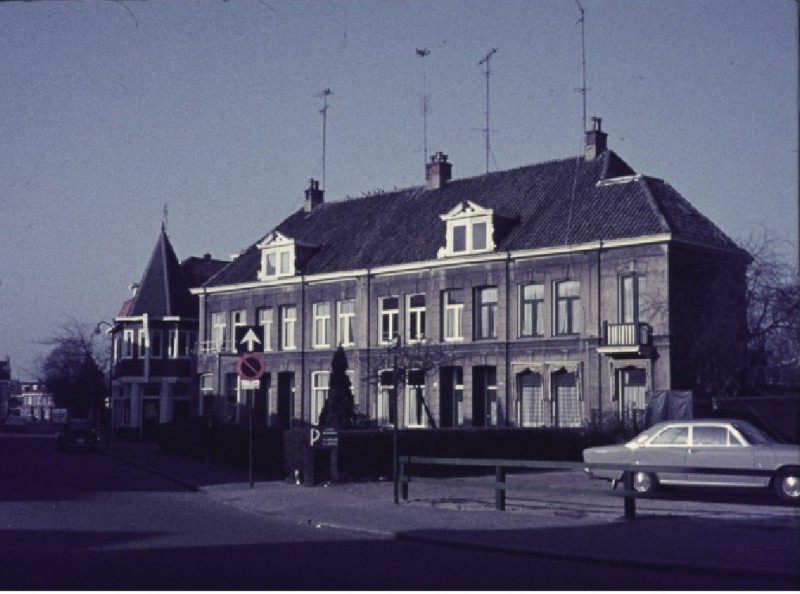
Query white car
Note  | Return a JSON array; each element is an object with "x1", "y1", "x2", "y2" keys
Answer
[{"x1": 583, "y1": 419, "x2": 800, "y2": 501}]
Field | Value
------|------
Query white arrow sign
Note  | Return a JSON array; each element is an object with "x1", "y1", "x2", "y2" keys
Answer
[{"x1": 239, "y1": 328, "x2": 262, "y2": 352}]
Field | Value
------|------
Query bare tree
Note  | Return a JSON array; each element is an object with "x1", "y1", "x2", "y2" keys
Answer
[{"x1": 38, "y1": 319, "x2": 109, "y2": 419}]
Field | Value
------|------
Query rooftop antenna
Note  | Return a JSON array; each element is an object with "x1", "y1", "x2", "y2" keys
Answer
[
  {"x1": 575, "y1": 0, "x2": 588, "y2": 134},
  {"x1": 478, "y1": 48, "x2": 497, "y2": 174},
  {"x1": 162, "y1": 203, "x2": 168, "y2": 232},
  {"x1": 416, "y1": 48, "x2": 431, "y2": 168},
  {"x1": 316, "y1": 88, "x2": 333, "y2": 190}
]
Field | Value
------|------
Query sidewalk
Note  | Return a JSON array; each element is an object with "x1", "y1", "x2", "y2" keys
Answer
[{"x1": 106, "y1": 440, "x2": 800, "y2": 586}]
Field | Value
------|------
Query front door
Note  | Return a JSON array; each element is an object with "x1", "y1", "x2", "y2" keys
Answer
[{"x1": 277, "y1": 372, "x2": 294, "y2": 429}]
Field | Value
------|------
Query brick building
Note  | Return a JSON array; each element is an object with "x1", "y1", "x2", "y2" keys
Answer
[{"x1": 193, "y1": 120, "x2": 750, "y2": 431}]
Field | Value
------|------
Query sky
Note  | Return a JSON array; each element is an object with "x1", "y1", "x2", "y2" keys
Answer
[{"x1": 1, "y1": 0, "x2": 797, "y2": 378}]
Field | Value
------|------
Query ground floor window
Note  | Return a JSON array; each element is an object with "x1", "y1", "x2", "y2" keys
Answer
[
  {"x1": 552, "y1": 370, "x2": 581, "y2": 428},
  {"x1": 616, "y1": 366, "x2": 647, "y2": 430},
  {"x1": 311, "y1": 371, "x2": 329, "y2": 425},
  {"x1": 404, "y1": 369, "x2": 426, "y2": 428},
  {"x1": 439, "y1": 366, "x2": 464, "y2": 428},
  {"x1": 376, "y1": 370, "x2": 395, "y2": 427},
  {"x1": 472, "y1": 366, "x2": 498, "y2": 427},
  {"x1": 517, "y1": 371, "x2": 546, "y2": 427}
]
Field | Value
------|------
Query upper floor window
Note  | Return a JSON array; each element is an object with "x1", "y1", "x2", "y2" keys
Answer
[
  {"x1": 555, "y1": 280, "x2": 581, "y2": 335},
  {"x1": 257, "y1": 231, "x2": 296, "y2": 280},
  {"x1": 313, "y1": 302, "x2": 332, "y2": 348},
  {"x1": 620, "y1": 274, "x2": 647, "y2": 324},
  {"x1": 211, "y1": 312, "x2": 226, "y2": 352},
  {"x1": 337, "y1": 300, "x2": 355, "y2": 347},
  {"x1": 407, "y1": 294, "x2": 426, "y2": 343},
  {"x1": 280, "y1": 305, "x2": 297, "y2": 350},
  {"x1": 442, "y1": 289, "x2": 465, "y2": 342},
  {"x1": 231, "y1": 310, "x2": 247, "y2": 351},
  {"x1": 520, "y1": 283, "x2": 544, "y2": 337},
  {"x1": 122, "y1": 329, "x2": 135, "y2": 359},
  {"x1": 258, "y1": 307, "x2": 273, "y2": 352},
  {"x1": 168, "y1": 329, "x2": 194, "y2": 358},
  {"x1": 379, "y1": 296, "x2": 399, "y2": 344},
  {"x1": 474, "y1": 287, "x2": 498, "y2": 340},
  {"x1": 438, "y1": 201, "x2": 496, "y2": 258}
]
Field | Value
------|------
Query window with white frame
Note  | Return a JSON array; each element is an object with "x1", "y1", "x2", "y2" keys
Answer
[
  {"x1": 520, "y1": 283, "x2": 545, "y2": 337},
  {"x1": 620, "y1": 274, "x2": 647, "y2": 324},
  {"x1": 310, "y1": 371, "x2": 329, "y2": 425},
  {"x1": 211, "y1": 312, "x2": 226, "y2": 352},
  {"x1": 337, "y1": 300, "x2": 355, "y2": 346},
  {"x1": 168, "y1": 329, "x2": 182, "y2": 358},
  {"x1": 312, "y1": 302, "x2": 331, "y2": 348},
  {"x1": 405, "y1": 369, "x2": 426, "y2": 428},
  {"x1": 407, "y1": 294, "x2": 426, "y2": 343},
  {"x1": 257, "y1": 232, "x2": 296, "y2": 280},
  {"x1": 200, "y1": 374, "x2": 214, "y2": 397},
  {"x1": 280, "y1": 305, "x2": 297, "y2": 350},
  {"x1": 555, "y1": 280, "x2": 581, "y2": 335},
  {"x1": 438, "y1": 200, "x2": 496, "y2": 258},
  {"x1": 379, "y1": 296, "x2": 399, "y2": 344},
  {"x1": 376, "y1": 370, "x2": 395, "y2": 426},
  {"x1": 474, "y1": 286, "x2": 498, "y2": 340},
  {"x1": 122, "y1": 329, "x2": 135, "y2": 358},
  {"x1": 258, "y1": 307, "x2": 273, "y2": 352},
  {"x1": 231, "y1": 310, "x2": 247, "y2": 352},
  {"x1": 442, "y1": 289, "x2": 464, "y2": 341}
]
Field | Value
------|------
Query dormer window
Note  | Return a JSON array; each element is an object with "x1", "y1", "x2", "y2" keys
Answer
[
  {"x1": 257, "y1": 231, "x2": 296, "y2": 281},
  {"x1": 438, "y1": 201, "x2": 495, "y2": 258}
]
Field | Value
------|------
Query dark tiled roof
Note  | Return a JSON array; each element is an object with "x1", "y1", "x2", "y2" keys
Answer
[
  {"x1": 205, "y1": 150, "x2": 743, "y2": 288},
  {"x1": 127, "y1": 229, "x2": 197, "y2": 318},
  {"x1": 180, "y1": 255, "x2": 228, "y2": 288}
]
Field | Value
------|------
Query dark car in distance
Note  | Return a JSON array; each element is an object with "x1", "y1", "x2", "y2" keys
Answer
[{"x1": 57, "y1": 425, "x2": 100, "y2": 453}]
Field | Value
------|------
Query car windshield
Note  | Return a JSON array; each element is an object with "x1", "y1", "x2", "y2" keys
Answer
[
  {"x1": 732, "y1": 421, "x2": 776, "y2": 445},
  {"x1": 627, "y1": 425, "x2": 663, "y2": 447}
]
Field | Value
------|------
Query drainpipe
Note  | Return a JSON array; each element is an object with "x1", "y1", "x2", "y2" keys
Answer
[
  {"x1": 300, "y1": 275, "x2": 306, "y2": 425},
  {"x1": 505, "y1": 252, "x2": 512, "y2": 427},
  {"x1": 597, "y1": 243, "x2": 603, "y2": 424}
]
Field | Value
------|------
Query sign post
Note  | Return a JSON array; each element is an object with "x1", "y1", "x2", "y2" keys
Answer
[{"x1": 235, "y1": 326, "x2": 266, "y2": 489}]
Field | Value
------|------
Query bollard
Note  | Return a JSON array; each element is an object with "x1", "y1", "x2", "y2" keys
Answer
[
  {"x1": 400, "y1": 460, "x2": 409, "y2": 502},
  {"x1": 622, "y1": 470, "x2": 636, "y2": 519},
  {"x1": 495, "y1": 466, "x2": 506, "y2": 511}
]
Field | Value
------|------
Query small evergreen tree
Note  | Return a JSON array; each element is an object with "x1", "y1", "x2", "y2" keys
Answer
[{"x1": 318, "y1": 346, "x2": 358, "y2": 429}]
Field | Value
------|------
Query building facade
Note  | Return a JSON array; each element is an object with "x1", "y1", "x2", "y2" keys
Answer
[
  {"x1": 194, "y1": 120, "x2": 750, "y2": 431},
  {"x1": 109, "y1": 228, "x2": 226, "y2": 433}
]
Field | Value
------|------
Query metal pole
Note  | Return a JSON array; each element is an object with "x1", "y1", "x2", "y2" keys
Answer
[
  {"x1": 393, "y1": 344, "x2": 399, "y2": 504},
  {"x1": 249, "y1": 389, "x2": 254, "y2": 489}
]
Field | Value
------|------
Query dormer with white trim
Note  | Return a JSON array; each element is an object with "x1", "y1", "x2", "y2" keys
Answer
[
  {"x1": 257, "y1": 231, "x2": 297, "y2": 281},
  {"x1": 437, "y1": 200, "x2": 496, "y2": 258}
]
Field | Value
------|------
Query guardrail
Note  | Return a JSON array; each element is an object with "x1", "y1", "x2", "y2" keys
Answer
[{"x1": 398, "y1": 456, "x2": 778, "y2": 519}]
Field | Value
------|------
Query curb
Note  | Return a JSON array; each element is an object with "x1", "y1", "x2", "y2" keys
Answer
[{"x1": 104, "y1": 450, "x2": 200, "y2": 493}]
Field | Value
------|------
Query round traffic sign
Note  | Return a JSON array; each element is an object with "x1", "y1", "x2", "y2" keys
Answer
[{"x1": 236, "y1": 354, "x2": 265, "y2": 380}]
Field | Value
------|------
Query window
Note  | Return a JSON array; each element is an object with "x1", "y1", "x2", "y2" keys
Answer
[
  {"x1": 650, "y1": 426, "x2": 689, "y2": 446},
  {"x1": 473, "y1": 366, "x2": 498, "y2": 427},
  {"x1": 200, "y1": 374, "x2": 214, "y2": 397},
  {"x1": 474, "y1": 287, "x2": 498, "y2": 339},
  {"x1": 168, "y1": 329, "x2": 187, "y2": 359},
  {"x1": 439, "y1": 366, "x2": 464, "y2": 428},
  {"x1": 407, "y1": 294, "x2": 426, "y2": 343},
  {"x1": 280, "y1": 305, "x2": 297, "y2": 350},
  {"x1": 518, "y1": 371, "x2": 546, "y2": 427},
  {"x1": 258, "y1": 308, "x2": 273, "y2": 352},
  {"x1": 520, "y1": 284, "x2": 544, "y2": 337},
  {"x1": 555, "y1": 280, "x2": 581, "y2": 335},
  {"x1": 224, "y1": 373, "x2": 239, "y2": 422},
  {"x1": 376, "y1": 370, "x2": 395, "y2": 426},
  {"x1": 311, "y1": 371, "x2": 329, "y2": 425},
  {"x1": 442, "y1": 289, "x2": 464, "y2": 341},
  {"x1": 379, "y1": 296, "x2": 399, "y2": 344},
  {"x1": 337, "y1": 300, "x2": 355, "y2": 346},
  {"x1": 620, "y1": 274, "x2": 647, "y2": 324},
  {"x1": 138, "y1": 329, "x2": 147, "y2": 358},
  {"x1": 312, "y1": 302, "x2": 332, "y2": 348},
  {"x1": 211, "y1": 312, "x2": 227, "y2": 352},
  {"x1": 257, "y1": 232, "x2": 297, "y2": 280},
  {"x1": 405, "y1": 369, "x2": 426, "y2": 428},
  {"x1": 123, "y1": 329, "x2": 135, "y2": 359},
  {"x1": 438, "y1": 201, "x2": 496, "y2": 257},
  {"x1": 552, "y1": 370, "x2": 581, "y2": 428},
  {"x1": 693, "y1": 426, "x2": 736, "y2": 447},
  {"x1": 231, "y1": 310, "x2": 247, "y2": 352}
]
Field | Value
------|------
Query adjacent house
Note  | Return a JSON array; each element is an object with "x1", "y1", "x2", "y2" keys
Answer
[
  {"x1": 109, "y1": 228, "x2": 226, "y2": 433},
  {"x1": 193, "y1": 119, "x2": 750, "y2": 431}
]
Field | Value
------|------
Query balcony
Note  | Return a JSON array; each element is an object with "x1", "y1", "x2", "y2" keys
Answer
[{"x1": 597, "y1": 322, "x2": 654, "y2": 358}]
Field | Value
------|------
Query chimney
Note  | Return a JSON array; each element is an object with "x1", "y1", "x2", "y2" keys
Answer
[
  {"x1": 425, "y1": 152, "x2": 452, "y2": 190},
  {"x1": 304, "y1": 178, "x2": 324, "y2": 212},
  {"x1": 585, "y1": 116, "x2": 608, "y2": 161}
]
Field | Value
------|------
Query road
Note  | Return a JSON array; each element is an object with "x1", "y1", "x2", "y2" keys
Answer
[{"x1": 0, "y1": 434, "x2": 795, "y2": 590}]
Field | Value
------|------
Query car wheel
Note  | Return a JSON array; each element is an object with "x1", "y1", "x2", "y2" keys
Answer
[
  {"x1": 774, "y1": 467, "x2": 800, "y2": 502},
  {"x1": 632, "y1": 471, "x2": 658, "y2": 494}
]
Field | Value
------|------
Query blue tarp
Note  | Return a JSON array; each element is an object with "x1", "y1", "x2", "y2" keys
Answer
[{"x1": 644, "y1": 390, "x2": 693, "y2": 427}]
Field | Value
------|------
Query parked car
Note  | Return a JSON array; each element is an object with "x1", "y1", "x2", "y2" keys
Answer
[
  {"x1": 583, "y1": 419, "x2": 800, "y2": 502},
  {"x1": 57, "y1": 426, "x2": 100, "y2": 453}
]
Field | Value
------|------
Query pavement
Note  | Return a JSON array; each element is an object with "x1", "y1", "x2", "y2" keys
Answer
[{"x1": 105, "y1": 439, "x2": 800, "y2": 587}]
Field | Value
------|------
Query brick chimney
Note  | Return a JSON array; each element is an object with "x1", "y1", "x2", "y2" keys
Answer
[
  {"x1": 425, "y1": 152, "x2": 452, "y2": 190},
  {"x1": 585, "y1": 116, "x2": 608, "y2": 161},
  {"x1": 304, "y1": 178, "x2": 324, "y2": 212}
]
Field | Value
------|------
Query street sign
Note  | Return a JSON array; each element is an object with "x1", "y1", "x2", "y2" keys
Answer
[
  {"x1": 235, "y1": 325, "x2": 264, "y2": 354},
  {"x1": 236, "y1": 353, "x2": 265, "y2": 381},
  {"x1": 310, "y1": 426, "x2": 339, "y2": 449},
  {"x1": 240, "y1": 379, "x2": 260, "y2": 390}
]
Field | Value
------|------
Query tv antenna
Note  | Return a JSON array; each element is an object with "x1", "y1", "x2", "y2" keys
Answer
[
  {"x1": 575, "y1": 0, "x2": 588, "y2": 134},
  {"x1": 416, "y1": 48, "x2": 431, "y2": 168},
  {"x1": 478, "y1": 48, "x2": 497, "y2": 174},
  {"x1": 162, "y1": 203, "x2": 168, "y2": 232},
  {"x1": 316, "y1": 88, "x2": 333, "y2": 190}
]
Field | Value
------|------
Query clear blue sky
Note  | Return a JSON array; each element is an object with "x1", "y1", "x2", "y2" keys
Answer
[{"x1": 1, "y1": 0, "x2": 797, "y2": 378}]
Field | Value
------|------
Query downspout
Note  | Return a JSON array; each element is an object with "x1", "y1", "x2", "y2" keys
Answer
[
  {"x1": 365, "y1": 269, "x2": 372, "y2": 419},
  {"x1": 300, "y1": 275, "x2": 307, "y2": 424},
  {"x1": 596, "y1": 243, "x2": 603, "y2": 424},
  {"x1": 505, "y1": 252, "x2": 512, "y2": 427}
]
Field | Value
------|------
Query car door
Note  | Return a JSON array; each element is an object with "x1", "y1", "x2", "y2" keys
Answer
[
  {"x1": 639, "y1": 424, "x2": 690, "y2": 483},
  {"x1": 685, "y1": 425, "x2": 758, "y2": 487}
]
